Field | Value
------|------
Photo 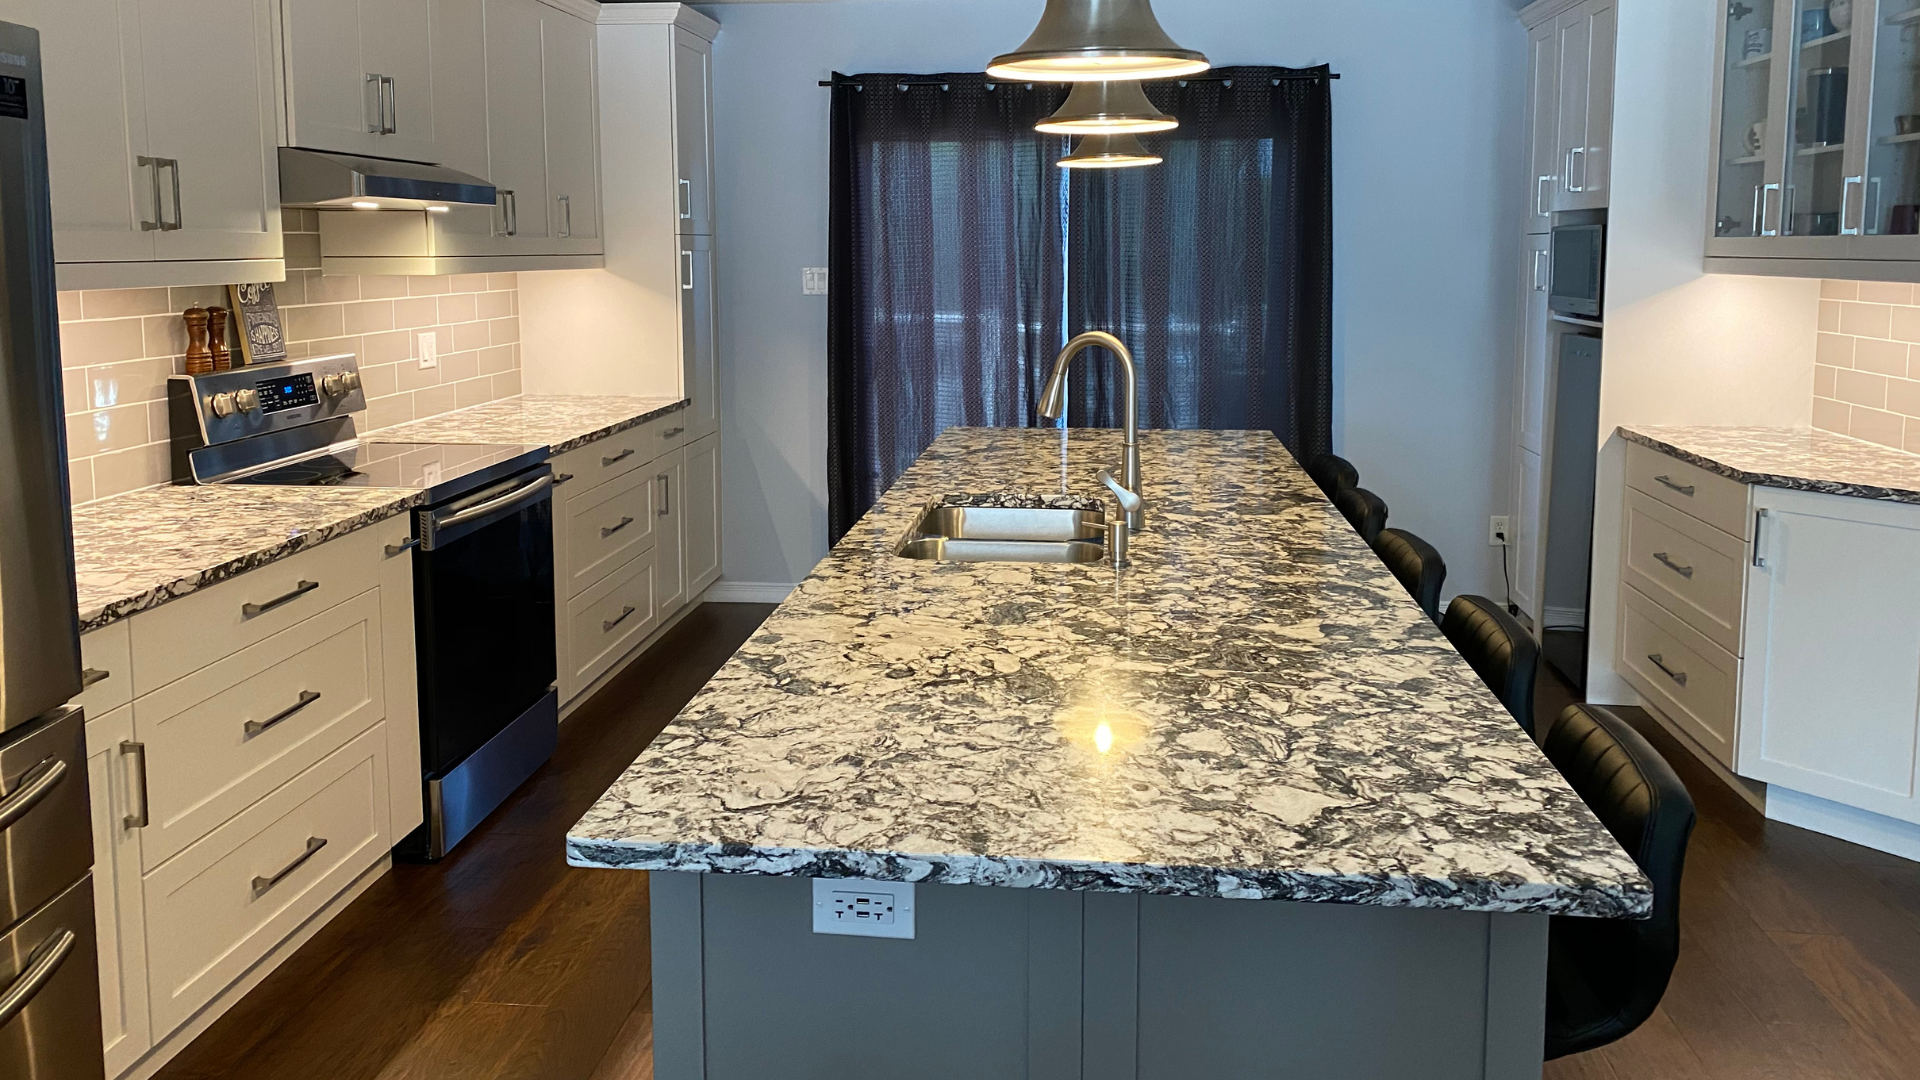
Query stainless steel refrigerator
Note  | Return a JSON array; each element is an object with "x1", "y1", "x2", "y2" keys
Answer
[{"x1": 0, "y1": 20, "x2": 107, "y2": 1080}]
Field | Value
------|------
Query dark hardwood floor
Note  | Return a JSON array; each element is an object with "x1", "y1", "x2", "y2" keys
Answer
[
  {"x1": 152, "y1": 602, "x2": 773, "y2": 1080},
  {"x1": 151, "y1": 602, "x2": 1920, "y2": 1079}
]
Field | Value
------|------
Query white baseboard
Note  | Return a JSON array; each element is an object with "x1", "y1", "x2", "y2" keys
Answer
[
  {"x1": 1541, "y1": 606, "x2": 1587, "y2": 629},
  {"x1": 1768, "y1": 786, "x2": 1920, "y2": 863},
  {"x1": 702, "y1": 580, "x2": 795, "y2": 604}
]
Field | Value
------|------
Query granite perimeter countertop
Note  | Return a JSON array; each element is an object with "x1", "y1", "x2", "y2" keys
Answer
[
  {"x1": 72, "y1": 394, "x2": 684, "y2": 632},
  {"x1": 376, "y1": 394, "x2": 688, "y2": 454},
  {"x1": 1621, "y1": 425, "x2": 1920, "y2": 505},
  {"x1": 568, "y1": 428, "x2": 1651, "y2": 919}
]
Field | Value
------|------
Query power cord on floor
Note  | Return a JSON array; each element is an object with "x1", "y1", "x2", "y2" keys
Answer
[{"x1": 1499, "y1": 530, "x2": 1518, "y2": 616}]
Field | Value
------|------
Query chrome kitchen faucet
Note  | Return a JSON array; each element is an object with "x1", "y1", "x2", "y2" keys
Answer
[{"x1": 1038, "y1": 331, "x2": 1146, "y2": 533}]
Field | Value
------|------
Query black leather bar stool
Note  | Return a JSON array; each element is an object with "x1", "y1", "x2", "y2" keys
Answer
[
  {"x1": 1374, "y1": 528, "x2": 1446, "y2": 623},
  {"x1": 1307, "y1": 453, "x2": 1359, "y2": 498},
  {"x1": 1333, "y1": 486, "x2": 1388, "y2": 546},
  {"x1": 1537, "y1": 704, "x2": 1696, "y2": 1060},
  {"x1": 1440, "y1": 595, "x2": 1538, "y2": 730}
]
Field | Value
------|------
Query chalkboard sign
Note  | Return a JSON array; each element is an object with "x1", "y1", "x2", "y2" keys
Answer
[{"x1": 227, "y1": 282, "x2": 287, "y2": 366}]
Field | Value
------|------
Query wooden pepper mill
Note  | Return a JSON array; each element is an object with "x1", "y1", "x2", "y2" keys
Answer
[
  {"x1": 183, "y1": 307, "x2": 213, "y2": 375},
  {"x1": 207, "y1": 306, "x2": 232, "y2": 371}
]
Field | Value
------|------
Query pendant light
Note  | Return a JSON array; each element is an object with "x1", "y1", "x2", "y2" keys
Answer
[
  {"x1": 1036, "y1": 80, "x2": 1176, "y2": 135},
  {"x1": 988, "y1": 0, "x2": 1210, "y2": 82},
  {"x1": 1056, "y1": 133, "x2": 1163, "y2": 169}
]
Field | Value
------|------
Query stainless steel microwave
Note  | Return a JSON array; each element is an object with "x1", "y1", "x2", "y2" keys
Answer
[{"x1": 1550, "y1": 223, "x2": 1605, "y2": 319}]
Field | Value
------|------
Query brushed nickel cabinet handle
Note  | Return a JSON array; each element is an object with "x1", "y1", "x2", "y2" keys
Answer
[
  {"x1": 81, "y1": 667, "x2": 110, "y2": 688},
  {"x1": 121, "y1": 740, "x2": 148, "y2": 829},
  {"x1": 242, "y1": 580, "x2": 320, "y2": 618},
  {"x1": 557, "y1": 194, "x2": 571, "y2": 238},
  {"x1": 385, "y1": 537, "x2": 420, "y2": 557},
  {"x1": 1651, "y1": 552, "x2": 1694, "y2": 579},
  {"x1": 1753, "y1": 509, "x2": 1770, "y2": 568},
  {"x1": 602, "y1": 516, "x2": 635, "y2": 538},
  {"x1": 244, "y1": 690, "x2": 322, "y2": 738},
  {"x1": 603, "y1": 448, "x2": 635, "y2": 467},
  {"x1": 658, "y1": 474, "x2": 671, "y2": 517},
  {"x1": 0, "y1": 757, "x2": 67, "y2": 831},
  {"x1": 366, "y1": 73, "x2": 384, "y2": 133},
  {"x1": 1646, "y1": 653, "x2": 1688, "y2": 688},
  {"x1": 603, "y1": 605, "x2": 637, "y2": 633},
  {"x1": 1652, "y1": 475, "x2": 1696, "y2": 497},
  {"x1": 678, "y1": 177, "x2": 692, "y2": 219},
  {"x1": 164, "y1": 158, "x2": 182, "y2": 230},
  {"x1": 137, "y1": 156, "x2": 163, "y2": 231},
  {"x1": 553, "y1": 472, "x2": 575, "y2": 486},
  {"x1": 252, "y1": 837, "x2": 328, "y2": 898},
  {"x1": 0, "y1": 928, "x2": 76, "y2": 1028},
  {"x1": 662, "y1": 426, "x2": 685, "y2": 438}
]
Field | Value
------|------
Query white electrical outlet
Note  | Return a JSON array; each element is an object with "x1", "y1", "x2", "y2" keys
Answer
[
  {"x1": 1489, "y1": 515, "x2": 1511, "y2": 547},
  {"x1": 417, "y1": 330, "x2": 438, "y2": 369},
  {"x1": 802, "y1": 267, "x2": 829, "y2": 295},
  {"x1": 420, "y1": 461, "x2": 443, "y2": 486},
  {"x1": 812, "y1": 878, "x2": 915, "y2": 939}
]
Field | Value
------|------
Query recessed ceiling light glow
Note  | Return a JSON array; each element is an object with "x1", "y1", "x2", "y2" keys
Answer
[
  {"x1": 350, "y1": 200, "x2": 381, "y2": 210},
  {"x1": 1036, "y1": 80, "x2": 1177, "y2": 135},
  {"x1": 1057, "y1": 132, "x2": 1163, "y2": 169},
  {"x1": 989, "y1": 0, "x2": 1209, "y2": 83}
]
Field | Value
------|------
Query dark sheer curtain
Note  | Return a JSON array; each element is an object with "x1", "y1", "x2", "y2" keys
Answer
[
  {"x1": 827, "y1": 74, "x2": 1068, "y2": 542},
  {"x1": 1062, "y1": 67, "x2": 1333, "y2": 456},
  {"x1": 828, "y1": 67, "x2": 1333, "y2": 543}
]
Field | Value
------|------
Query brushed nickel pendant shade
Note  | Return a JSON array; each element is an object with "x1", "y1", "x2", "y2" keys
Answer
[
  {"x1": 1056, "y1": 133, "x2": 1163, "y2": 169},
  {"x1": 1036, "y1": 80, "x2": 1177, "y2": 135},
  {"x1": 988, "y1": 0, "x2": 1210, "y2": 82}
]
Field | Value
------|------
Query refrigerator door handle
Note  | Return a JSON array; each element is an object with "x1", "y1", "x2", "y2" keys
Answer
[
  {"x1": 0, "y1": 757, "x2": 66, "y2": 832},
  {"x1": 0, "y1": 928, "x2": 76, "y2": 1029}
]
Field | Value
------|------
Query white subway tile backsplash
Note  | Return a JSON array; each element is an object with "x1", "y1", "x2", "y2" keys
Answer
[
  {"x1": 1852, "y1": 406, "x2": 1906, "y2": 449},
  {"x1": 1813, "y1": 281, "x2": 1920, "y2": 448},
  {"x1": 1835, "y1": 368, "x2": 1888, "y2": 409},
  {"x1": 1841, "y1": 302, "x2": 1893, "y2": 339},
  {"x1": 55, "y1": 221, "x2": 523, "y2": 506},
  {"x1": 1821, "y1": 279, "x2": 1860, "y2": 300},
  {"x1": 1860, "y1": 281, "x2": 1914, "y2": 306},
  {"x1": 1816, "y1": 332, "x2": 1855, "y2": 368},
  {"x1": 1854, "y1": 337, "x2": 1909, "y2": 377}
]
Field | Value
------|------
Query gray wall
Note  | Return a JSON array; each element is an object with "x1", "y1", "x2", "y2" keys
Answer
[{"x1": 701, "y1": 0, "x2": 1528, "y2": 597}]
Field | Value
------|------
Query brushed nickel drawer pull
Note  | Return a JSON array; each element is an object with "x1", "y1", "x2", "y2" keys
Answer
[
  {"x1": 385, "y1": 537, "x2": 420, "y2": 557},
  {"x1": 252, "y1": 837, "x2": 327, "y2": 898},
  {"x1": 1646, "y1": 653, "x2": 1688, "y2": 688},
  {"x1": 658, "y1": 474, "x2": 671, "y2": 516},
  {"x1": 81, "y1": 667, "x2": 110, "y2": 688},
  {"x1": 121, "y1": 740, "x2": 148, "y2": 829},
  {"x1": 553, "y1": 472, "x2": 575, "y2": 486},
  {"x1": 0, "y1": 928, "x2": 76, "y2": 1028},
  {"x1": 602, "y1": 516, "x2": 635, "y2": 538},
  {"x1": 242, "y1": 580, "x2": 320, "y2": 618},
  {"x1": 1651, "y1": 552, "x2": 1695, "y2": 579},
  {"x1": 603, "y1": 448, "x2": 635, "y2": 467},
  {"x1": 662, "y1": 426, "x2": 685, "y2": 438},
  {"x1": 0, "y1": 757, "x2": 67, "y2": 831},
  {"x1": 244, "y1": 690, "x2": 322, "y2": 738},
  {"x1": 604, "y1": 605, "x2": 637, "y2": 633},
  {"x1": 1653, "y1": 475, "x2": 1696, "y2": 497}
]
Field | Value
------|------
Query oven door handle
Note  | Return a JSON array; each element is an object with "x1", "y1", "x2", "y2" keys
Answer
[{"x1": 420, "y1": 471, "x2": 553, "y2": 550}]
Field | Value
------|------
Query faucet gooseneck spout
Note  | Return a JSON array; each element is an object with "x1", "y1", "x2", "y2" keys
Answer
[{"x1": 1038, "y1": 331, "x2": 1144, "y2": 532}]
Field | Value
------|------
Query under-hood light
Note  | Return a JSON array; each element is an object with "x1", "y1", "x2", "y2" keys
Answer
[
  {"x1": 1036, "y1": 80, "x2": 1176, "y2": 134},
  {"x1": 1057, "y1": 132, "x2": 1163, "y2": 169},
  {"x1": 989, "y1": 0, "x2": 1209, "y2": 82},
  {"x1": 351, "y1": 201, "x2": 381, "y2": 210}
]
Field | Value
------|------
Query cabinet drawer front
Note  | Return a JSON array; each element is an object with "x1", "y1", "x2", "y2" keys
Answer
[
  {"x1": 1625, "y1": 442, "x2": 1749, "y2": 539},
  {"x1": 143, "y1": 723, "x2": 387, "y2": 1036},
  {"x1": 79, "y1": 620, "x2": 133, "y2": 718},
  {"x1": 564, "y1": 465, "x2": 660, "y2": 597},
  {"x1": 131, "y1": 526, "x2": 386, "y2": 693},
  {"x1": 556, "y1": 423, "x2": 656, "y2": 490},
  {"x1": 1622, "y1": 489, "x2": 1747, "y2": 655},
  {"x1": 135, "y1": 590, "x2": 384, "y2": 872},
  {"x1": 564, "y1": 546, "x2": 659, "y2": 698},
  {"x1": 1618, "y1": 583, "x2": 1740, "y2": 768}
]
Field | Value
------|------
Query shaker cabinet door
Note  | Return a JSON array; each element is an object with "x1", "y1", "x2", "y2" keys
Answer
[
  {"x1": 283, "y1": 0, "x2": 378, "y2": 156},
  {"x1": 1524, "y1": 19, "x2": 1559, "y2": 234},
  {"x1": 672, "y1": 27, "x2": 713, "y2": 236},
  {"x1": 654, "y1": 449, "x2": 686, "y2": 619},
  {"x1": 485, "y1": 0, "x2": 551, "y2": 250},
  {"x1": 138, "y1": 0, "x2": 281, "y2": 263},
  {"x1": 679, "y1": 234, "x2": 717, "y2": 441},
  {"x1": 682, "y1": 433, "x2": 721, "y2": 598},
  {"x1": 360, "y1": 0, "x2": 436, "y2": 164},
  {"x1": 0, "y1": 0, "x2": 156, "y2": 263},
  {"x1": 86, "y1": 706, "x2": 152, "y2": 1078},
  {"x1": 543, "y1": 8, "x2": 600, "y2": 247}
]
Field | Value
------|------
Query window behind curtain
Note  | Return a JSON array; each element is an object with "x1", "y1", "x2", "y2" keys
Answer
[{"x1": 828, "y1": 69, "x2": 1333, "y2": 544}]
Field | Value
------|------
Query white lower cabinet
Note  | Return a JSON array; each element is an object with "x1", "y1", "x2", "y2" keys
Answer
[
  {"x1": 683, "y1": 432, "x2": 721, "y2": 597},
  {"x1": 81, "y1": 515, "x2": 419, "y2": 1079},
  {"x1": 1617, "y1": 450, "x2": 1920, "y2": 850}
]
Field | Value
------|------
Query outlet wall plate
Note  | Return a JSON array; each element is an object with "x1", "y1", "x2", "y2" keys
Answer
[
  {"x1": 812, "y1": 877, "x2": 915, "y2": 939},
  {"x1": 417, "y1": 330, "x2": 438, "y2": 369},
  {"x1": 1489, "y1": 515, "x2": 1510, "y2": 547},
  {"x1": 802, "y1": 267, "x2": 829, "y2": 295}
]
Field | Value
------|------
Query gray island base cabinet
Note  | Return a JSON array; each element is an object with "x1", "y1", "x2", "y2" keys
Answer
[{"x1": 651, "y1": 872, "x2": 1550, "y2": 1080}]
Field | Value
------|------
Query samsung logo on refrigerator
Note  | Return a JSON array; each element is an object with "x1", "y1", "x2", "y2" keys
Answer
[{"x1": 0, "y1": 52, "x2": 29, "y2": 70}]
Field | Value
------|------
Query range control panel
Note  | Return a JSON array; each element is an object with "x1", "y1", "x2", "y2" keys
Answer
[{"x1": 168, "y1": 353, "x2": 366, "y2": 448}]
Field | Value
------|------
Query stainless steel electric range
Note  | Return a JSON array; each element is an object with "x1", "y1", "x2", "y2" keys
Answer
[{"x1": 168, "y1": 354, "x2": 558, "y2": 861}]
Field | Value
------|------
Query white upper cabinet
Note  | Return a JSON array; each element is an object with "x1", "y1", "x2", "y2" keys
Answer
[
  {"x1": 545, "y1": 7, "x2": 601, "y2": 246},
  {"x1": 673, "y1": 26, "x2": 712, "y2": 236},
  {"x1": 283, "y1": 0, "x2": 438, "y2": 163},
  {"x1": 2, "y1": 0, "x2": 283, "y2": 285},
  {"x1": 1549, "y1": 0, "x2": 1613, "y2": 212},
  {"x1": 484, "y1": 0, "x2": 552, "y2": 248},
  {"x1": 1524, "y1": 19, "x2": 1559, "y2": 233}
]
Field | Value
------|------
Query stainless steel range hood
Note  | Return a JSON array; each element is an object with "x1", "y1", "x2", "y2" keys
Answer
[{"x1": 278, "y1": 147, "x2": 495, "y2": 211}]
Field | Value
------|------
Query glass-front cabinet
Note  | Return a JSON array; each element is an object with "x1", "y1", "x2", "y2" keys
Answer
[{"x1": 1710, "y1": 0, "x2": 1920, "y2": 267}]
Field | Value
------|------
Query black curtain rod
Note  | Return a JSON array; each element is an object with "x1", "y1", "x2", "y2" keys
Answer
[{"x1": 818, "y1": 72, "x2": 1340, "y2": 87}]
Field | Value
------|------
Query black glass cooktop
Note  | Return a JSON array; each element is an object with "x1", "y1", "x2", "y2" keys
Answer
[{"x1": 229, "y1": 441, "x2": 545, "y2": 495}]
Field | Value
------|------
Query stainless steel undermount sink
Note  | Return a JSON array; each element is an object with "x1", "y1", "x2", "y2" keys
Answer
[{"x1": 895, "y1": 504, "x2": 1108, "y2": 564}]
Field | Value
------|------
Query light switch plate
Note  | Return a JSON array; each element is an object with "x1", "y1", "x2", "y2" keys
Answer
[
  {"x1": 417, "y1": 330, "x2": 438, "y2": 369},
  {"x1": 802, "y1": 267, "x2": 829, "y2": 295},
  {"x1": 812, "y1": 877, "x2": 915, "y2": 939}
]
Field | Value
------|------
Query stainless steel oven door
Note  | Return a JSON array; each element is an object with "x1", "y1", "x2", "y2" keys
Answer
[
  {"x1": 0, "y1": 708, "x2": 90, "y2": 937},
  {"x1": 0, "y1": 874, "x2": 104, "y2": 1080},
  {"x1": 417, "y1": 466, "x2": 554, "y2": 552}
]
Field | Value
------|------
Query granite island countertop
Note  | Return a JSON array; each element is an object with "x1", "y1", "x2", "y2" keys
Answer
[
  {"x1": 73, "y1": 394, "x2": 686, "y2": 632},
  {"x1": 568, "y1": 428, "x2": 1651, "y2": 919},
  {"x1": 1620, "y1": 425, "x2": 1920, "y2": 505}
]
